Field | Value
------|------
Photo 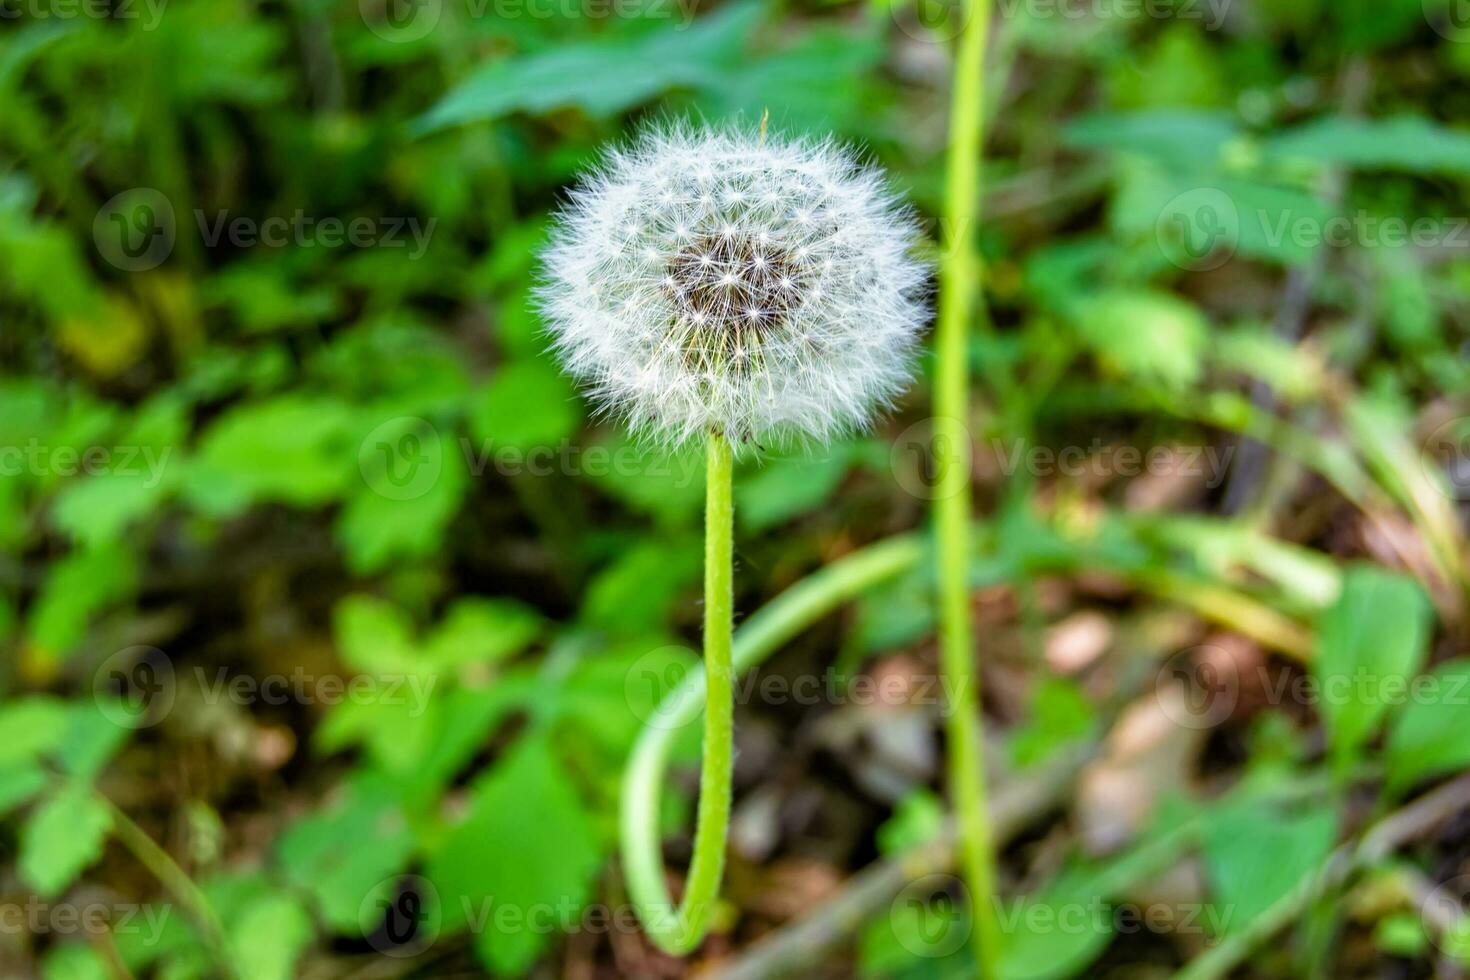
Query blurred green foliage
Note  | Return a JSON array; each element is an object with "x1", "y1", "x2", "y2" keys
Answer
[{"x1": 2, "y1": 0, "x2": 1470, "y2": 975}]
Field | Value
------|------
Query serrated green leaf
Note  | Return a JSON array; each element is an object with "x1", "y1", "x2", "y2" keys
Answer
[
  {"x1": 276, "y1": 775, "x2": 416, "y2": 931},
  {"x1": 20, "y1": 783, "x2": 113, "y2": 898},
  {"x1": 427, "y1": 737, "x2": 604, "y2": 975}
]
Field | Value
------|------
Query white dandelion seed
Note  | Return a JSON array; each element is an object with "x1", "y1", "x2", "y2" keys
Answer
[{"x1": 538, "y1": 122, "x2": 930, "y2": 450}]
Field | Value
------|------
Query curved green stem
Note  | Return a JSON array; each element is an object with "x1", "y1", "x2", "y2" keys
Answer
[
  {"x1": 622, "y1": 431, "x2": 736, "y2": 953},
  {"x1": 621, "y1": 533, "x2": 925, "y2": 951},
  {"x1": 936, "y1": 0, "x2": 1001, "y2": 975}
]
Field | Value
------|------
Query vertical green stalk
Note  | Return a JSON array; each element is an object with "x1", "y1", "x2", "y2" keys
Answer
[
  {"x1": 935, "y1": 0, "x2": 1000, "y2": 977},
  {"x1": 622, "y1": 430, "x2": 735, "y2": 954}
]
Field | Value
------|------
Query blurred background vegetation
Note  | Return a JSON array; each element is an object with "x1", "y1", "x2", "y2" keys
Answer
[{"x1": 3, "y1": 0, "x2": 1470, "y2": 976}]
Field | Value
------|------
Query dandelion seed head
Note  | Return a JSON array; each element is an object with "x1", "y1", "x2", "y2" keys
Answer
[{"x1": 538, "y1": 121, "x2": 929, "y2": 449}]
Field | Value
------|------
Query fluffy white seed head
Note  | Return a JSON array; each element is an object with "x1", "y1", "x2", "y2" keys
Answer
[{"x1": 538, "y1": 122, "x2": 929, "y2": 450}]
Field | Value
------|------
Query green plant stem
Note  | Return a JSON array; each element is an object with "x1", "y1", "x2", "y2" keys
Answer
[
  {"x1": 621, "y1": 431, "x2": 736, "y2": 953},
  {"x1": 936, "y1": 0, "x2": 1000, "y2": 976},
  {"x1": 622, "y1": 533, "x2": 925, "y2": 952},
  {"x1": 98, "y1": 792, "x2": 235, "y2": 980}
]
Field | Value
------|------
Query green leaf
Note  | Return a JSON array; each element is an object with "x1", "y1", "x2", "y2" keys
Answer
[
  {"x1": 183, "y1": 396, "x2": 358, "y2": 515},
  {"x1": 996, "y1": 872, "x2": 1115, "y2": 980},
  {"x1": 737, "y1": 448, "x2": 852, "y2": 533},
  {"x1": 1201, "y1": 801, "x2": 1336, "y2": 934},
  {"x1": 581, "y1": 538, "x2": 700, "y2": 635},
  {"x1": 25, "y1": 542, "x2": 136, "y2": 665},
  {"x1": 0, "y1": 764, "x2": 50, "y2": 816},
  {"x1": 20, "y1": 783, "x2": 113, "y2": 898},
  {"x1": 1314, "y1": 565, "x2": 1432, "y2": 770},
  {"x1": 1070, "y1": 290, "x2": 1207, "y2": 388},
  {"x1": 42, "y1": 943, "x2": 110, "y2": 980},
  {"x1": 337, "y1": 427, "x2": 468, "y2": 574},
  {"x1": 696, "y1": 23, "x2": 886, "y2": 134},
  {"x1": 56, "y1": 700, "x2": 131, "y2": 780},
  {"x1": 1385, "y1": 659, "x2": 1470, "y2": 795},
  {"x1": 556, "y1": 638, "x2": 697, "y2": 757},
  {"x1": 1007, "y1": 677, "x2": 1096, "y2": 769},
  {"x1": 875, "y1": 790, "x2": 946, "y2": 856},
  {"x1": 0, "y1": 696, "x2": 71, "y2": 766},
  {"x1": 1266, "y1": 116, "x2": 1470, "y2": 175},
  {"x1": 50, "y1": 394, "x2": 187, "y2": 547},
  {"x1": 334, "y1": 595, "x2": 418, "y2": 674},
  {"x1": 229, "y1": 894, "x2": 313, "y2": 980},
  {"x1": 469, "y1": 358, "x2": 582, "y2": 454},
  {"x1": 1107, "y1": 25, "x2": 1228, "y2": 110},
  {"x1": 1064, "y1": 110, "x2": 1240, "y2": 169},
  {"x1": 851, "y1": 571, "x2": 935, "y2": 656},
  {"x1": 426, "y1": 737, "x2": 604, "y2": 975},
  {"x1": 428, "y1": 598, "x2": 542, "y2": 669},
  {"x1": 276, "y1": 775, "x2": 416, "y2": 931},
  {"x1": 588, "y1": 436, "x2": 705, "y2": 524},
  {"x1": 1375, "y1": 912, "x2": 1430, "y2": 958},
  {"x1": 413, "y1": 2, "x2": 763, "y2": 133}
]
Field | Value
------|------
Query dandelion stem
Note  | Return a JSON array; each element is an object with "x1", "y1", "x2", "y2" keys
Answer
[
  {"x1": 624, "y1": 430, "x2": 736, "y2": 953},
  {"x1": 935, "y1": 0, "x2": 1001, "y2": 975},
  {"x1": 620, "y1": 531, "x2": 925, "y2": 954}
]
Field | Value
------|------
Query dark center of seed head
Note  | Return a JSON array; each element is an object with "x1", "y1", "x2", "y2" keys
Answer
[{"x1": 665, "y1": 232, "x2": 804, "y2": 333}]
